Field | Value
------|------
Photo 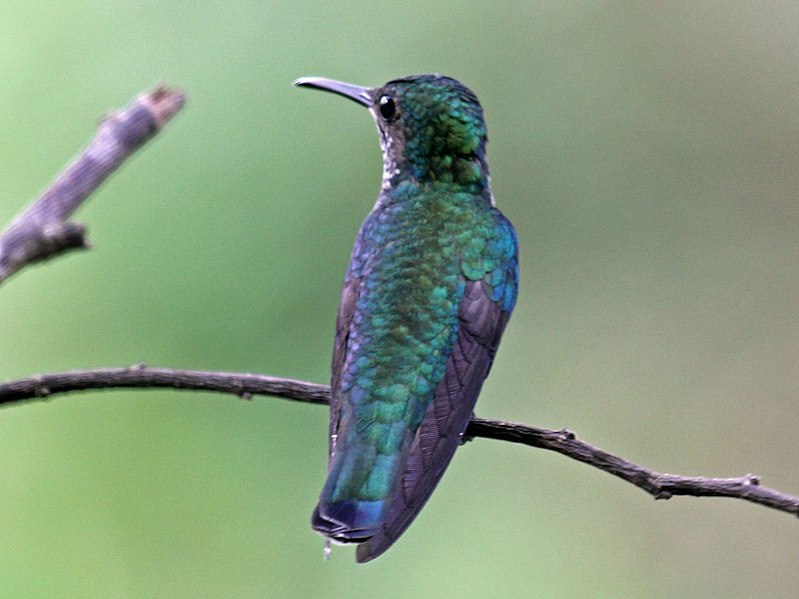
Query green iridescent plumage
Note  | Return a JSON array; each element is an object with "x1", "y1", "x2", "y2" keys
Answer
[
  {"x1": 326, "y1": 187, "x2": 515, "y2": 504},
  {"x1": 295, "y1": 74, "x2": 518, "y2": 562}
]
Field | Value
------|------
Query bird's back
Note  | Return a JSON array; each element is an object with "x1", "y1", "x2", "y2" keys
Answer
[{"x1": 313, "y1": 184, "x2": 518, "y2": 560}]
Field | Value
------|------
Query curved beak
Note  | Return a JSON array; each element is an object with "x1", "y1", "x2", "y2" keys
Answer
[{"x1": 293, "y1": 77, "x2": 372, "y2": 107}]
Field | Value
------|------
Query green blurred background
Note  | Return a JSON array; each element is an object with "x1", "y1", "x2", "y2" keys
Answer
[{"x1": 1, "y1": 2, "x2": 797, "y2": 597}]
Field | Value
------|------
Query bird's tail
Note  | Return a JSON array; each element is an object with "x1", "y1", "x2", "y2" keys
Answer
[{"x1": 311, "y1": 433, "x2": 409, "y2": 543}]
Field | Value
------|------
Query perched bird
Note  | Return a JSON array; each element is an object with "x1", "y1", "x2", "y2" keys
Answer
[{"x1": 295, "y1": 74, "x2": 518, "y2": 562}]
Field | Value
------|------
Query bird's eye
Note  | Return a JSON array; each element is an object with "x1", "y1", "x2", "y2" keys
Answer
[{"x1": 378, "y1": 95, "x2": 397, "y2": 121}]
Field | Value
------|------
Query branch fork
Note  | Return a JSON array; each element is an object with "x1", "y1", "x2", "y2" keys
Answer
[{"x1": 0, "y1": 85, "x2": 185, "y2": 284}]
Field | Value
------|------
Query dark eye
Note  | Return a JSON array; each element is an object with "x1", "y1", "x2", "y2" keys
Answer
[{"x1": 378, "y1": 95, "x2": 397, "y2": 120}]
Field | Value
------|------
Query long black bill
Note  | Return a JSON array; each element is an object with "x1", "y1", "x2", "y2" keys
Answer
[{"x1": 293, "y1": 77, "x2": 372, "y2": 107}]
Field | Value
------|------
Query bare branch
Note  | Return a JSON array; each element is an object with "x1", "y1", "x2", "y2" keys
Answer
[
  {"x1": 1, "y1": 366, "x2": 796, "y2": 518},
  {"x1": 0, "y1": 86, "x2": 186, "y2": 284},
  {"x1": 466, "y1": 417, "x2": 799, "y2": 516},
  {"x1": 0, "y1": 366, "x2": 328, "y2": 406}
]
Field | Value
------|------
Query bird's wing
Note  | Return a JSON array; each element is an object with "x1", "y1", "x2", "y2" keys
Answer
[
  {"x1": 356, "y1": 277, "x2": 514, "y2": 562},
  {"x1": 328, "y1": 273, "x2": 360, "y2": 456}
]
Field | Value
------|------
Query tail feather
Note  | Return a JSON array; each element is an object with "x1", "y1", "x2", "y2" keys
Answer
[
  {"x1": 312, "y1": 414, "x2": 415, "y2": 545},
  {"x1": 312, "y1": 499, "x2": 385, "y2": 543}
]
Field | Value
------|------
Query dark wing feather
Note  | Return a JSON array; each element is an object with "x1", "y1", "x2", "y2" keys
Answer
[
  {"x1": 355, "y1": 279, "x2": 512, "y2": 562},
  {"x1": 329, "y1": 276, "x2": 360, "y2": 456},
  {"x1": 311, "y1": 273, "x2": 361, "y2": 533}
]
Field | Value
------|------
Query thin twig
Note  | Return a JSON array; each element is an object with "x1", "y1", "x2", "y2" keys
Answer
[
  {"x1": 0, "y1": 86, "x2": 186, "y2": 284},
  {"x1": 1, "y1": 366, "x2": 796, "y2": 518},
  {"x1": 466, "y1": 417, "x2": 799, "y2": 516},
  {"x1": 0, "y1": 366, "x2": 328, "y2": 406}
]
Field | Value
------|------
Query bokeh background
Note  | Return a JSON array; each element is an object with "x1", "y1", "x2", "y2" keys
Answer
[{"x1": 1, "y1": 2, "x2": 797, "y2": 597}]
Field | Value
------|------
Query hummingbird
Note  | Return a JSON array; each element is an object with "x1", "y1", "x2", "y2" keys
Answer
[{"x1": 294, "y1": 74, "x2": 518, "y2": 562}]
